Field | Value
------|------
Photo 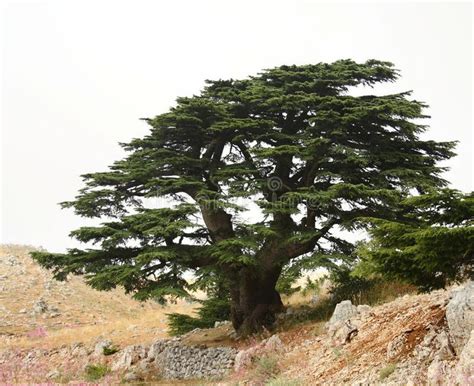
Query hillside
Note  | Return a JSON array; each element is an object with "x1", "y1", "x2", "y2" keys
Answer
[
  {"x1": 0, "y1": 245, "x2": 472, "y2": 385},
  {"x1": 0, "y1": 245, "x2": 197, "y2": 350}
]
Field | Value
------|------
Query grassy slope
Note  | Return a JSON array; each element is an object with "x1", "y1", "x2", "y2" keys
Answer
[{"x1": 0, "y1": 244, "x2": 198, "y2": 350}]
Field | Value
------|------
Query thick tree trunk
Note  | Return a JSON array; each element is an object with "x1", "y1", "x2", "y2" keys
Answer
[{"x1": 230, "y1": 265, "x2": 285, "y2": 336}]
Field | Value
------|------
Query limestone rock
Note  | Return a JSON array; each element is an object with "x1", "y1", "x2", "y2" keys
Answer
[
  {"x1": 234, "y1": 346, "x2": 259, "y2": 372},
  {"x1": 327, "y1": 300, "x2": 358, "y2": 327},
  {"x1": 329, "y1": 319, "x2": 359, "y2": 345},
  {"x1": 46, "y1": 369, "x2": 60, "y2": 380},
  {"x1": 147, "y1": 340, "x2": 167, "y2": 361},
  {"x1": 454, "y1": 330, "x2": 474, "y2": 384},
  {"x1": 427, "y1": 358, "x2": 452, "y2": 386},
  {"x1": 264, "y1": 334, "x2": 284, "y2": 352},
  {"x1": 446, "y1": 281, "x2": 474, "y2": 355},
  {"x1": 93, "y1": 339, "x2": 112, "y2": 356},
  {"x1": 112, "y1": 345, "x2": 146, "y2": 371},
  {"x1": 33, "y1": 298, "x2": 48, "y2": 314}
]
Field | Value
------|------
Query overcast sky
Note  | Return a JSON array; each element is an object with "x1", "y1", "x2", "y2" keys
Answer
[{"x1": 1, "y1": 0, "x2": 472, "y2": 252}]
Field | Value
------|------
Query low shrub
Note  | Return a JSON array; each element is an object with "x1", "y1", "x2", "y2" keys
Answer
[
  {"x1": 254, "y1": 354, "x2": 280, "y2": 380},
  {"x1": 103, "y1": 345, "x2": 120, "y2": 356},
  {"x1": 167, "y1": 296, "x2": 230, "y2": 336},
  {"x1": 84, "y1": 364, "x2": 110, "y2": 381}
]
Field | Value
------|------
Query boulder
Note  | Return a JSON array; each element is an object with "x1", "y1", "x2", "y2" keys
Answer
[
  {"x1": 112, "y1": 345, "x2": 147, "y2": 371},
  {"x1": 123, "y1": 371, "x2": 143, "y2": 382},
  {"x1": 45, "y1": 369, "x2": 60, "y2": 380},
  {"x1": 234, "y1": 334, "x2": 283, "y2": 372},
  {"x1": 327, "y1": 300, "x2": 358, "y2": 327},
  {"x1": 329, "y1": 320, "x2": 359, "y2": 345},
  {"x1": 446, "y1": 281, "x2": 474, "y2": 355},
  {"x1": 326, "y1": 300, "x2": 365, "y2": 345},
  {"x1": 234, "y1": 346, "x2": 259, "y2": 372},
  {"x1": 93, "y1": 339, "x2": 112, "y2": 356},
  {"x1": 263, "y1": 334, "x2": 284, "y2": 352}
]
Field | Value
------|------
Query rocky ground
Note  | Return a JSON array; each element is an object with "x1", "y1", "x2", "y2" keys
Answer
[
  {"x1": 0, "y1": 245, "x2": 473, "y2": 384},
  {"x1": 260, "y1": 284, "x2": 473, "y2": 385}
]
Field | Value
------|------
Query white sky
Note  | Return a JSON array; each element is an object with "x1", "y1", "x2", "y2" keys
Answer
[{"x1": 1, "y1": 0, "x2": 472, "y2": 252}]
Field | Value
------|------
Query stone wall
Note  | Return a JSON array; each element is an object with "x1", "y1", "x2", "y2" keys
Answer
[
  {"x1": 151, "y1": 340, "x2": 236, "y2": 379},
  {"x1": 111, "y1": 338, "x2": 237, "y2": 380}
]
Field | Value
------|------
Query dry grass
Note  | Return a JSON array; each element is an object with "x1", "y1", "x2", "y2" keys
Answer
[
  {"x1": 0, "y1": 244, "x2": 198, "y2": 351},
  {"x1": 3, "y1": 305, "x2": 198, "y2": 350}
]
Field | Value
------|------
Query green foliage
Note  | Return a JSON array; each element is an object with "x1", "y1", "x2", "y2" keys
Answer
[
  {"x1": 328, "y1": 265, "x2": 377, "y2": 304},
  {"x1": 30, "y1": 59, "x2": 457, "y2": 333},
  {"x1": 357, "y1": 190, "x2": 474, "y2": 291},
  {"x1": 276, "y1": 267, "x2": 301, "y2": 296},
  {"x1": 166, "y1": 313, "x2": 210, "y2": 336},
  {"x1": 167, "y1": 296, "x2": 230, "y2": 336},
  {"x1": 84, "y1": 364, "x2": 110, "y2": 381},
  {"x1": 103, "y1": 346, "x2": 120, "y2": 356},
  {"x1": 328, "y1": 261, "x2": 415, "y2": 305},
  {"x1": 301, "y1": 275, "x2": 326, "y2": 296}
]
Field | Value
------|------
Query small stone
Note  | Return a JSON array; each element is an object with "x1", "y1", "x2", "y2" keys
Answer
[
  {"x1": 46, "y1": 369, "x2": 60, "y2": 379},
  {"x1": 33, "y1": 298, "x2": 48, "y2": 314}
]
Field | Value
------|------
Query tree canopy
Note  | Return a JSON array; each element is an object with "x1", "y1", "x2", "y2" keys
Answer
[
  {"x1": 355, "y1": 189, "x2": 474, "y2": 291},
  {"x1": 32, "y1": 59, "x2": 457, "y2": 335}
]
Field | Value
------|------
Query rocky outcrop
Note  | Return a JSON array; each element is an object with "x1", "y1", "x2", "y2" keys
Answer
[
  {"x1": 446, "y1": 281, "x2": 474, "y2": 355},
  {"x1": 327, "y1": 300, "x2": 358, "y2": 326},
  {"x1": 234, "y1": 334, "x2": 284, "y2": 372},
  {"x1": 93, "y1": 339, "x2": 112, "y2": 356},
  {"x1": 111, "y1": 345, "x2": 147, "y2": 371},
  {"x1": 326, "y1": 300, "x2": 371, "y2": 345}
]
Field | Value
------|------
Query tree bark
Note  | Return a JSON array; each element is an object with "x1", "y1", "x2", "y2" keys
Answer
[{"x1": 230, "y1": 265, "x2": 285, "y2": 336}]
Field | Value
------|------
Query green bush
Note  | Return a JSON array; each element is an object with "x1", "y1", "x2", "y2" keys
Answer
[
  {"x1": 166, "y1": 313, "x2": 210, "y2": 336},
  {"x1": 84, "y1": 364, "x2": 110, "y2": 381},
  {"x1": 167, "y1": 296, "x2": 230, "y2": 336},
  {"x1": 328, "y1": 265, "x2": 376, "y2": 305},
  {"x1": 103, "y1": 345, "x2": 120, "y2": 356}
]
